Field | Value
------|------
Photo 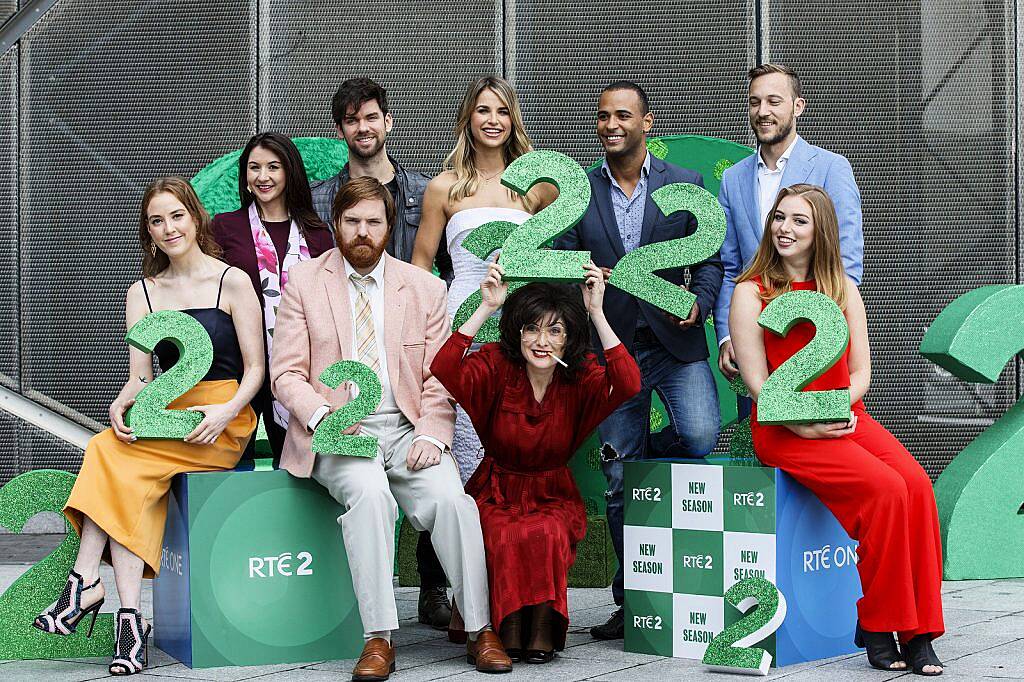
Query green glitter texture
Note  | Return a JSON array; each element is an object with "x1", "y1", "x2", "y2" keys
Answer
[
  {"x1": 920, "y1": 284, "x2": 1024, "y2": 579},
  {"x1": 729, "y1": 374, "x2": 751, "y2": 396},
  {"x1": 498, "y1": 150, "x2": 592, "y2": 282},
  {"x1": 729, "y1": 417, "x2": 756, "y2": 458},
  {"x1": 124, "y1": 310, "x2": 213, "y2": 439},
  {"x1": 756, "y1": 290, "x2": 851, "y2": 424},
  {"x1": 0, "y1": 470, "x2": 115, "y2": 659},
  {"x1": 311, "y1": 361, "x2": 383, "y2": 457},
  {"x1": 649, "y1": 407, "x2": 665, "y2": 432},
  {"x1": 450, "y1": 217, "x2": 526, "y2": 342},
  {"x1": 608, "y1": 182, "x2": 726, "y2": 320},
  {"x1": 702, "y1": 576, "x2": 784, "y2": 674},
  {"x1": 714, "y1": 158, "x2": 734, "y2": 181},
  {"x1": 646, "y1": 138, "x2": 670, "y2": 160}
]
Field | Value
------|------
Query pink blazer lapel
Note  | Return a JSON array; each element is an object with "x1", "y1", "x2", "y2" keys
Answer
[
  {"x1": 321, "y1": 250, "x2": 353, "y2": 361},
  {"x1": 382, "y1": 254, "x2": 406, "y2": 391}
]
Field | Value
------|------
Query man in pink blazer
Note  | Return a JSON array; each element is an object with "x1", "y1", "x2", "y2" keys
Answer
[{"x1": 271, "y1": 177, "x2": 511, "y2": 679}]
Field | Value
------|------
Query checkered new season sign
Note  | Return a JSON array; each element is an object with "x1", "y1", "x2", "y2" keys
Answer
[
  {"x1": 624, "y1": 461, "x2": 776, "y2": 659},
  {"x1": 623, "y1": 459, "x2": 862, "y2": 666}
]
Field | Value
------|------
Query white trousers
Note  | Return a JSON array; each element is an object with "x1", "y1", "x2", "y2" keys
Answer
[{"x1": 311, "y1": 412, "x2": 491, "y2": 634}]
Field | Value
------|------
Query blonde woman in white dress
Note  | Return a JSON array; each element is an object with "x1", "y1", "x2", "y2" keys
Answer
[{"x1": 413, "y1": 76, "x2": 555, "y2": 485}]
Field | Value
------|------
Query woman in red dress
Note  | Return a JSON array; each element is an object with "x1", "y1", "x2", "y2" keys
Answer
[
  {"x1": 730, "y1": 184, "x2": 944, "y2": 676},
  {"x1": 431, "y1": 260, "x2": 640, "y2": 664}
]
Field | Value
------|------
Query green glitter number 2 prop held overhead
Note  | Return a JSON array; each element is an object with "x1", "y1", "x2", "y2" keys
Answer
[
  {"x1": 608, "y1": 182, "x2": 726, "y2": 320},
  {"x1": 498, "y1": 150, "x2": 592, "y2": 282},
  {"x1": 451, "y1": 220, "x2": 527, "y2": 343},
  {"x1": 920, "y1": 285, "x2": 1024, "y2": 579},
  {"x1": 756, "y1": 290, "x2": 851, "y2": 424},
  {"x1": 124, "y1": 310, "x2": 213, "y2": 439},
  {"x1": 0, "y1": 470, "x2": 115, "y2": 659},
  {"x1": 311, "y1": 360, "x2": 383, "y2": 458},
  {"x1": 702, "y1": 576, "x2": 787, "y2": 676}
]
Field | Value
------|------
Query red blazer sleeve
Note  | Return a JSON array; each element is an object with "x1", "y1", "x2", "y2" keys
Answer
[
  {"x1": 575, "y1": 343, "x2": 642, "y2": 442},
  {"x1": 430, "y1": 331, "x2": 504, "y2": 424}
]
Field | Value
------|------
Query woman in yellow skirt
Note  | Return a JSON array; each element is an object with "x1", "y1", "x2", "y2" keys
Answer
[{"x1": 32, "y1": 177, "x2": 263, "y2": 676}]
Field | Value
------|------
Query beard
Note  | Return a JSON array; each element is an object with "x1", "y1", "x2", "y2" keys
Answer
[
  {"x1": 341, "y1": 235, "x2": 389, "y2": 270},
  {"x1": 752, "y1": 117, "x2": 794, "y2": 146},
  {"x1": 346, "y1": 133, "x2": 386, "y2": 160}
]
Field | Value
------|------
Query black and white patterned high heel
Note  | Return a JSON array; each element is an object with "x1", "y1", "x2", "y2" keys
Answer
[
  {"x1": 109, "y1": 608, "x2": 151, "y2": 676},
  {"x1": 32, "y1": 569, "x2": 104, "y2": 637}
]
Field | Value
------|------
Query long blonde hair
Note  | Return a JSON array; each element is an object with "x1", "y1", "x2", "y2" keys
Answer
[
  {"x1": 736, "y1": 183, "x2": 848, "y2": 309},
  {"x1": 444, "y1": 76, "x2": 535, "y2": 211}
]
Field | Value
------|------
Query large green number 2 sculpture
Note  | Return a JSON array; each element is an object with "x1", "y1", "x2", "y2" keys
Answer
[
  {"x1": 124, "y1": 310, "x2": 213, "y2": 439},
  {"x1": 0, "y1": 470, "x2": 115, "y2": 659},
  {"x1": 756, "y1": 290, "x2": 851, "y2": 424},
  {"x1": 311, "y1": 360, "x2": 383, "y2": 458},
  {"x1": 451, "y1": 220, "x2": 527, "y2": 343},
  {"x1": 919, "y1": 285, "x2": 1024, "y2": 579},
  {"x1": 702, "y1": 576, "x2": 787, "y2": 675},
  {"x1": 498, "y1": 150, "x2": 592, "y2": 282},
  {"x1": 608, "y1": 182, "x2": 726, "y2": 319}
]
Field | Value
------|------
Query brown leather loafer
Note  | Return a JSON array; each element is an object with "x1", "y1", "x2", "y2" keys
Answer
[
  {"x1": 467, "y1": 630, "x2": 513, "y2": 673},
  {"x1": 352, "y1": 638, "x2": 395, "y2": 681}
]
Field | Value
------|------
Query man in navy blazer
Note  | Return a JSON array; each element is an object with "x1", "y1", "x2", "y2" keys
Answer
[
  {"x1": 715, "y1": 64, "x2": 863, "y2": 387},
  {"x1": 556, "y1": 82, "x2": 724, "y2": 640}
]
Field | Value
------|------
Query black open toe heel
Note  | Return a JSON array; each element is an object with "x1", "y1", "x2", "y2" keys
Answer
[
  {"x1": 32, "y1": 569, "x2": 104, "y2": 637},
  {"x1": 854, "y1": 622, "x2": 906, "y2": 671},
  {"x1": 904, "y1": 635, "x2": 943, "y2": 676},
  {"x1": 109, "y1": 608, "x2": 152, "y2": 676}
]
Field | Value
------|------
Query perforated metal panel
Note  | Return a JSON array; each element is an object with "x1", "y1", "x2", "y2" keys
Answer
[
  {"x1": 259, "y1": 0, "x2": 500, "y2": 174},
  {"x1": 512, "y1": 0, "x2": 755, "y2": 164},
  {"x1": 0, "y1": 412, "x2": 19, "y2": 486},
  {"x1": 0, "y1": 48, "x2": 17, "y2": 391},
  {"x1": 18, "y1": 0, "x2": 257, "y2": 432},
  {"x1": 768, "y1": 0, "x2": 1015, "y2": 478}
]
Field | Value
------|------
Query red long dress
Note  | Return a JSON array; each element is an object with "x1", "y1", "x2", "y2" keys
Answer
[
  {"x1": 750, "y1": 279, "x2": 944, "y2": 642},
  {"x1": 432, "y1": 331, "x2": 641, "y2": 648}
]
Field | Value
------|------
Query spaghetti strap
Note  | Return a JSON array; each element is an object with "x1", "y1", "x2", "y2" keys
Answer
[
  {"x1": 215, "y1": 268, "x2": 230, "y2": 310},
  {"x1": 140, "y1": 279, "x2": 153, "y2": 313}
]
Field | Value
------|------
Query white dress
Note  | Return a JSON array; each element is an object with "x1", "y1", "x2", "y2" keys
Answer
[{"x1": 444, "y1": 207, "x2": 532, "y2": 483}]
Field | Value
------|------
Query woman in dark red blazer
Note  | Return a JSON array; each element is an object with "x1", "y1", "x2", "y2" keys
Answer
[{"x1": 213, "y1": 132, "x2": 334, "y2": 457}]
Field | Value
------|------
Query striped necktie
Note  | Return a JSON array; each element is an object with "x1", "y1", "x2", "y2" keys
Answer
[{"x1": 349, "y1": 273, "x2": 381, "y2": 375}]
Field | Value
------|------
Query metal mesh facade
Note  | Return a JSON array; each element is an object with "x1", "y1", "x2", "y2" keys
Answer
[
  {"x1": 512, "y1": 0, "x2": 755, "y2": 164},
  {"x1": 0, "y1": 2, "x2": 1019, "y2": 481},
  {"x1": 768, "y1": 0, "x2": 1015, "y2": 478},
  {"x1": 259, "y1": 0, "x2": 500, "y2": 174},
  {"x1": 18, "y1": 0, "x2": 256, "y2": 441}
]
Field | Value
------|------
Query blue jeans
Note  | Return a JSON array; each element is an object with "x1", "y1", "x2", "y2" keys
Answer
[{"x1": 598, "y1": 339, "x2": 720, "y2": 606}]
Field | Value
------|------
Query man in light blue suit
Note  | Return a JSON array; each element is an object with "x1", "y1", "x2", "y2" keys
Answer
[{"x1": 715, "y1": 64, "x2": 863, "y2": 388}]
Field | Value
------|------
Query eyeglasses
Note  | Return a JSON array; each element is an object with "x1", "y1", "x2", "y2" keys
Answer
[{"x1": 521, "y1": 323, "x2": 566, "y2": 343}]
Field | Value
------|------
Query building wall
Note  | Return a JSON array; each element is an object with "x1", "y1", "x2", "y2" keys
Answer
[{"x1": 0, "y1": 0, "x2": 1014, "y2": 482}]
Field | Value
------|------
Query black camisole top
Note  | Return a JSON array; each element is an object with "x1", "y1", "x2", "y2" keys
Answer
[{"x1": 141, "y1": 268, "x2": 245, "y2": 381}]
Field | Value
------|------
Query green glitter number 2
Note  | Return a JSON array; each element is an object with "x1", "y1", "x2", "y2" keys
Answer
[
  {"x1": 756, "y1": 290, "x2": 851, "y2": 424},
  {"x1": 702, "y1": 576, "x2": 787, "y2": 676},
  {"x1": 124, "y1": 310, "x2": 214, "y2": 439},
  {"x1": 920, "y1": 285, "x2": 1024, "y2": 579},
  {"x1": 498, "y1": 150, "x2": 592, "y2": 282},
  {"x1": 451, "y1": 219, "x2": 527, "y2": 343},
  {"x1": 311, "y1": 360, "x2": 383, "y2": 458},
  {"x1": 608, "y1": 182, "x2": 726, "y2": 320},
  {"x1": 0, "y1": 470, "x2": 115, "y2": 659}
]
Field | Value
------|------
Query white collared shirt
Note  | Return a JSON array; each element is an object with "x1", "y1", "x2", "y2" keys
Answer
[
  {"x1": 756, "y1": 136, "x2": 800, "y2": 230},
  {"x1": 305, "y1": 255, "x2": 445, "y2": 454}
]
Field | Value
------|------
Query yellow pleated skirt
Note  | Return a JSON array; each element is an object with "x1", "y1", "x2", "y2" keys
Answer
[{"x1": 64, "y1": 379, "x2": 257, "y2": 578}]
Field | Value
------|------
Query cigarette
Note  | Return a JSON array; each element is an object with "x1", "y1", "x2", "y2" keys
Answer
[{"x1": 551, "y1": 353, "x2": 569, "y2": 368}]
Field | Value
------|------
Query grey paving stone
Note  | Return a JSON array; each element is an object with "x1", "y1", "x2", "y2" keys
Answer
[
  {"x1": 457, "y1": 657, "x2": 637, "y2": 681},
  {"x1": 559, "y1": 639, "x2": 664, "y2": 664},
  {"x1": 0, "y1": 658, "x2": 121, "y2": 681},
  {"x1": 936, "y1": 639, "x2": 1023, "y2": 678},
  {"x1": 943, "y1": 580, "x2": 1024, "y2": 613},
  {"x1": 313, "y1": 641, "x2": 463, "y2": 673},
  {"x1": 943, "y1": 606, "x2": 1008, "y2": 632},
  {"x1": 144, "y1": 661, "x2": 311, "y2": 681}
]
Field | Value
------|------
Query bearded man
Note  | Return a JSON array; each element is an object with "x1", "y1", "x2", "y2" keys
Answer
[{"x1": 270, "y1": 176, "x2": 511, "y2": 680}]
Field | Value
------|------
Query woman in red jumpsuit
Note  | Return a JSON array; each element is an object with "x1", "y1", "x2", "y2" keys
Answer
[
  {"x1": 730, "y1": 184, "x2": 944, "y2": 676},
  {"x1": 432, "y1": 260, "x2": 640, "y2": 664}
]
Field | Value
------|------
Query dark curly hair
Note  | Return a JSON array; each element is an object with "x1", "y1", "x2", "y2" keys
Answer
[{"x1": 498, "y1": 283, "x2": 591, "y2": 379}]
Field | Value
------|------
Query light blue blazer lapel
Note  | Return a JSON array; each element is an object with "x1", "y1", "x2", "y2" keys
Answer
[
  {"x1": 741, "y1": 154, "x2": 762, "y2": 244},
  {"x1": 778, "y1": 136, "x2": 816, "y2": 189}
]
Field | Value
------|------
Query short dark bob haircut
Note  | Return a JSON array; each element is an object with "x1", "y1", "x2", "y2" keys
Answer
[{"x1": 498, "y1": 282, "x2": 591, "y2": 378}]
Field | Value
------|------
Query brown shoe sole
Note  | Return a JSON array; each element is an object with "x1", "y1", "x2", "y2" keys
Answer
[
  {"x1": 351, "y1": 661, "x2": 395, "y2": 681},
  {"x1": 466, "y1": 654, "x2": 513, "y2": 673}
]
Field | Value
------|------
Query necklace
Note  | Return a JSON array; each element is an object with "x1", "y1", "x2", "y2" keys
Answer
[{"x1": 478, "y1": 168, "x2": 504, "y2": 182}]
